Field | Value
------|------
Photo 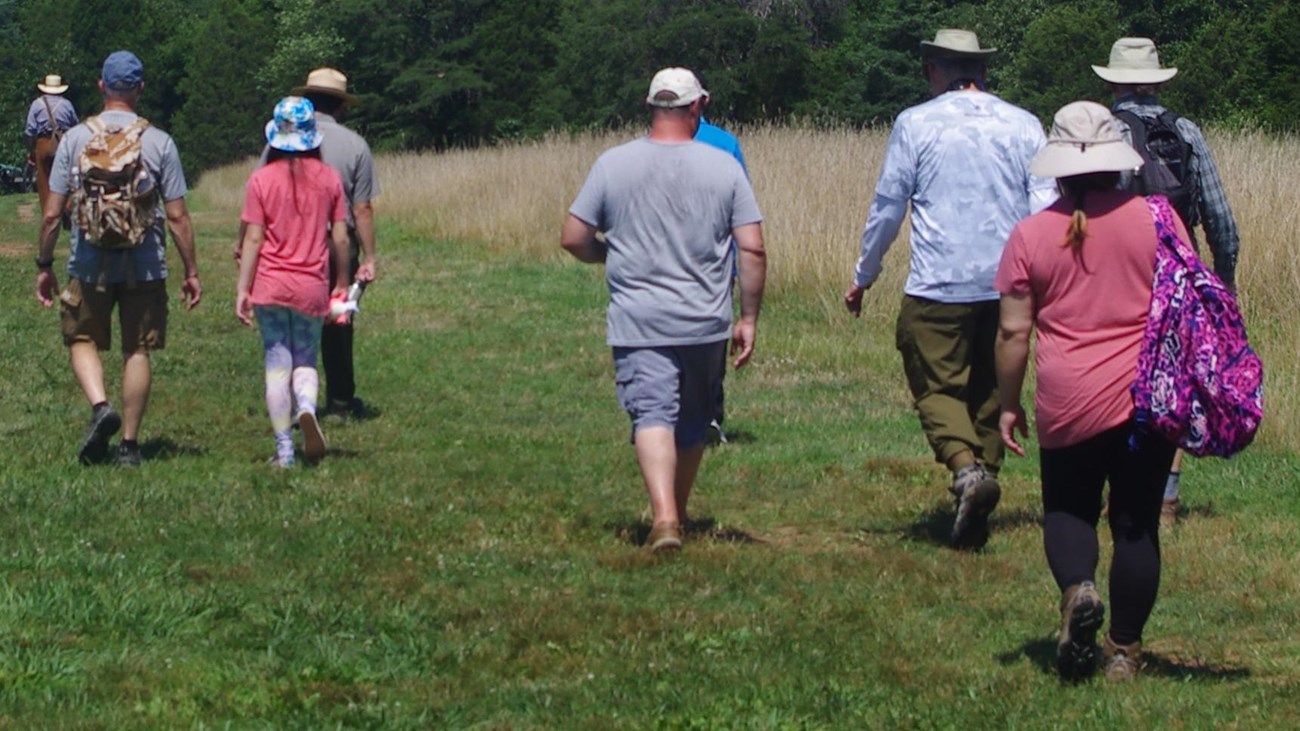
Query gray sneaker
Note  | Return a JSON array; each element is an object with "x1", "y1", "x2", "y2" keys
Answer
[
  {"x1": 1057, "y1": 581, "x2": 1104, "y2": 681},
  {"x1": 950, "y1": 464, "x2": 1001, "y2": 550},
  {"x1": 78, "y1": 406, "x2": 122, "y2": 465}
]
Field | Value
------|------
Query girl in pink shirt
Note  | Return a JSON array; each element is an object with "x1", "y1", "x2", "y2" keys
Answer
[
  {"x1": 236, "y1": 97, "x2": 349, "y2": 467},
  {"x1": 995, "y1": 102, "x2": 1184, "y2": 683}
]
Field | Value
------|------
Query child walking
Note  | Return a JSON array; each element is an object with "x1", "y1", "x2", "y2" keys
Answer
[{"x1": 236, "y1": 97, "x2": 349, "y2": 466}]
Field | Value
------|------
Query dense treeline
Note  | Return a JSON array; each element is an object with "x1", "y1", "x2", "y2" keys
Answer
[{"x1": 2, "y1": 0, "x2": 1294, "y2": 179}]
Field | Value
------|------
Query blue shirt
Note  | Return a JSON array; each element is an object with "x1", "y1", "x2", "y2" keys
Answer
[
  {"x1": 25, "y1": 95, "x2": 78, "y2": 137},
  {"x1": 695, "y1": 119, "x2": 747, "y2": 173},
  {"x1": 854, "y1": 90, "x2": 1056, "y2": 302}
]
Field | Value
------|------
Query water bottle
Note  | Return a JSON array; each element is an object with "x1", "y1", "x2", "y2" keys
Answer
[{"x1": 329, "y1": 281, "x2": 367, "y2": 325}]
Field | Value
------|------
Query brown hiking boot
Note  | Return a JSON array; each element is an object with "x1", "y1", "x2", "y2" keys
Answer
[
  {"x1": 1160, "y1": 498, "x2": 1179, "y2": 528},
  {"x1": 1102, "y1": 635, "x2": 1143, "y2": 682},
  {"x1": 950, "y1": 464, "x2": 1001, "y2": 550},
  {"x1": 646, "y1": 521, "x2": 683, "y2": 553},
  {"x1": 1057, "y1": 582, "x2": 1105, "y2": 681}
]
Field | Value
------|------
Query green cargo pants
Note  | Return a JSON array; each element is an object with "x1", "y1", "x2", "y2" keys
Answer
[{"x1": 895, "y1": 295, "x2": 1003, "y2": 473}]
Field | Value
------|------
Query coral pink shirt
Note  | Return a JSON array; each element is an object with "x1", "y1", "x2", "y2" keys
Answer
[
  {"x1": 995, "y1": 190, "x2": 1190, "y2": 449},
  {"x1": 241, "y1": 157, "x2": 347, "y2": 317}
]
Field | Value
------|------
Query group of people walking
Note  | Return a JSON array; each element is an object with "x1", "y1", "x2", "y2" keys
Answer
[
  {"x1": 562, "y1": 30, "x2": 1246, "y2": 685},
  {"x1": 31, "y1": 52, "x2": 379, "y2": 469},
  {"x1": 31, "y1": 29, "x2": 1249, "y2": 686}
]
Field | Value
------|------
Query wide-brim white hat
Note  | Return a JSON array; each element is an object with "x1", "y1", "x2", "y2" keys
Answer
[
  {"x1": 37, "y1": 74, "x2": 68, "y2": 94},
  {"x1": 1092, "y1": 37, "x2": 1177, "y2": 85},
  {"x1": 920, "y1": 29, "x2": 996, "y2": 60},
  {"x1": 1029, "y1": 101, "x2": 1144, "y2": 179}
]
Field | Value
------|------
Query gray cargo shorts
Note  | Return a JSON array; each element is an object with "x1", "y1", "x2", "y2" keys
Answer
[{"x1": 612, "y1": 340, "x2": 727, "y2": 447}]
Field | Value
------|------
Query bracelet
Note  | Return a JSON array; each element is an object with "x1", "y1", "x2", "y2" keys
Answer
[{"x1": 35, "y1": 256, "x2": 54, "y2": 269}]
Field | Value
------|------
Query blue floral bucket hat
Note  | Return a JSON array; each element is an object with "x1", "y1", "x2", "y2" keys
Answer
[{"x1": 265, "y1": 96, "x2": 321, "y2": 152}]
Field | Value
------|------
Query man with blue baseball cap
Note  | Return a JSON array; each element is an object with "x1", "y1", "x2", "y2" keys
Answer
[{"x1": 34, "y1": 50, "x2": 202, "y2": 467}]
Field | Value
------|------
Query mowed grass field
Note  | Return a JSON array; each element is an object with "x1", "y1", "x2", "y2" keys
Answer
[{"x1": 1, "y1": 125, "x2": 1299, "y2": 728}]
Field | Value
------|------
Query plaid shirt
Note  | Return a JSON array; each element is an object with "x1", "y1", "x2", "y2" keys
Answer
[{"x1": 1112, "y1": 95, "x2": 1240, "y2": 288}]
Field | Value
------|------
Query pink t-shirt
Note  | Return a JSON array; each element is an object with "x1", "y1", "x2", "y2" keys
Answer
[
  {"x1": 995, "y1": 190, "x2": 1191, "y2": 449},
  {"x1": 241, "y1": 157, "x2": 347, "y2": 318}
]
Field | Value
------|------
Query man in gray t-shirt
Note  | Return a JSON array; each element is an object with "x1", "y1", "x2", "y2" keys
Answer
[
  {"x1": 562, "y1": 67, "x2": 767, "y2": 553},
  {"x1": 34, "y1": 51, "x2": 202, "y2": 467}
]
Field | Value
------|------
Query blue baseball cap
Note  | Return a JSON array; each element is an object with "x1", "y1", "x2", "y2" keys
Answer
[{"x1": 102, "y1": 51, "x2": 144, "y2": 91}]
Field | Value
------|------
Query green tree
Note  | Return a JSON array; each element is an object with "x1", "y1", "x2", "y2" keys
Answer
[{"x1": 1007, "y1": 1, "x2": 1122, "y2": 122}]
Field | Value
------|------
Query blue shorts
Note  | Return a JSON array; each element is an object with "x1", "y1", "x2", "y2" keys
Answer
[{"x1": 612, "y1": 341, "x2": 727, "y2": 447}]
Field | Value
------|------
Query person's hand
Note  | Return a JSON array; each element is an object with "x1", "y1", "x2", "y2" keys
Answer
[
  {"x1": 35, "y1": 269, "x2": 58, "y2": 308},
  {"x1": 235, "y1": 290, "x2": 253, "y2": 326},
  {"x1": 1000, "y1": 405, "x2": 1029, "y2": 457},
  {"x1": 844, "y1": 283, "x2": 867, "y2": 317},
  {"x1": 182, "y1": 274, "x2": 202, "y2": 310},
  {"x1": 356, "y1": 260, "x2": 376, "y2": 283},
  {"x1": 232, "y1": 240, "x2": 242, "y2": 261},
  {"x1": 731, "y1": 319, "x2": 756, "y2": 369}
]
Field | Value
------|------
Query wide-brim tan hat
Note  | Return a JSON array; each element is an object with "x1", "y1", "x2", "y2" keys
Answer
[
  {"x1": 37, "y1": 74, "x2": 68, "y2": 94},
  {"x1": 290, "y1": 67, "x2": 358, "y2": 105},
  {"x1": 1029, "y1": 101, "x2": 1144, "y2": 179},
  {"x1": 921, "y1": 29, "x2": 997, "y2": 60},
  {"x1": 1092, "y1": 37, "x2": 1177, "y2": 84}
]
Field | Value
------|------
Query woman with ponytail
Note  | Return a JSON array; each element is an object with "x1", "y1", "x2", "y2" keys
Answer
[
  {"x1": 236, "y1": 97, "x2": 349, "y2": 467},
  {"x1": 993, "y1": 101, "x2": 1191, "y2": 683}
]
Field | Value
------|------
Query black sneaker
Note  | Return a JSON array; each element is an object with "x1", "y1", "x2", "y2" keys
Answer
[
  {"x1": 115, "y1": 442, "x2": 142, "y2": 467},
  {"x1": 78, "y1": 406, "x2": 122, "y2": 465},
  {"x1": 327, "y1": 397, "x2": 369, "y2": 420},
  {"x1": 950, "y1": 465, "x2": 1001, "y2": 550}
]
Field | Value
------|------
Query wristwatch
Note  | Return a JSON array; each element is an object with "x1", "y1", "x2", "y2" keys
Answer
[{"x1": 35, "y1": 256, "x2": 54, "y2": 270}]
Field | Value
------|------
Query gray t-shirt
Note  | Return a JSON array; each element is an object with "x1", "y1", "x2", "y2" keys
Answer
[
  {"x1": 49, "y1": 110, "x2": 188, "y2": 284},
  {"x1": 569, "y1": 138, "x2": 762, "y2": 347}
]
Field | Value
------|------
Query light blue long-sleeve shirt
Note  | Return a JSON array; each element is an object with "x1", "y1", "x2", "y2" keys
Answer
[{"x1": 854, "y1": 90, "x2": 1056, "y2": 302}]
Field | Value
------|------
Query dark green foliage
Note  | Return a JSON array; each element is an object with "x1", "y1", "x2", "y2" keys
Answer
[{"x1": 1, "y1": 0, "x2": 1295, "y2": 179}]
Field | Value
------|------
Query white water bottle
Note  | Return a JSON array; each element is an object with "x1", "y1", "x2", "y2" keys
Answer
[{"x1": 329, "y1": 281, "x2": 366, "y2": 324}]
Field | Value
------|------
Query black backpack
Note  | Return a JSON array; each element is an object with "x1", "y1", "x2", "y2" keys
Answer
[{"x1": 1115, "y1": 109, "x2": 1195, "y2": 228}]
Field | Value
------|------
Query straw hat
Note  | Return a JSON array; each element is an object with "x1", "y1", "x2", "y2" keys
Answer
[
  {"x1": 265, "y1": 97, "x2": 323, "y2": 152},
  {"x1": 1092, "y1": 38, "x2": 1177, "y2": 85},
  {"x1": 290, "y1": 67, "x2": 358, "y2": 105},
  {"x1": 1029, "y1": 101, "x2": 1143, "y2": 179},
  {"x1": 37, "y1": 74, "x2": 68, "y2": 94},
  {"x1": 920, "y1": 29, "x2": 997, "y2": 60}
]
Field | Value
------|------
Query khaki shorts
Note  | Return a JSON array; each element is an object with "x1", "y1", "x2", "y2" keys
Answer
[{"x1": 60, "y1": 277, "x2": 168, "y2": 353}]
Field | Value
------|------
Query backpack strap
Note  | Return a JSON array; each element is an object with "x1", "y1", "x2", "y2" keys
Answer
[{"x1": 1114, "y1": 109, "x2": 1147, "y2": 152}]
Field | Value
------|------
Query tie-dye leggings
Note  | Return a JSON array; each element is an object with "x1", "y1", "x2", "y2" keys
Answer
[{"x1": 255, "y1": 306, "x2": 323, "y2": 452}]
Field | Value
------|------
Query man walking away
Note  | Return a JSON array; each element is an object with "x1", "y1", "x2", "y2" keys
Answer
[
  {"x1": 1093, "y1": 37, "x2": 1243, "y2": 527},
  {"x1": 291, "y1": 68, "x2": 380, "y2": 418},
  {"x1": 24, "y1": 73, "x2": 78, "y2": 217},
  {"x1": 842, "y1": 29, "x2": 1055, "y2": 550},
  {"x1": 562, "y1": 67, "x2": 766, "y2": 553},
  {"x1": 34, "y1": 51, "x2": 201, "y2": 466},
  {"x1": 692, "y1": 72, "x2": 748, "y2": 446}
]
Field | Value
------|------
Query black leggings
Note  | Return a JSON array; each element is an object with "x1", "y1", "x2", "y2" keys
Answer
[{"x1": 1040, "y1": 422, "x2": 1176, "y2": 645}]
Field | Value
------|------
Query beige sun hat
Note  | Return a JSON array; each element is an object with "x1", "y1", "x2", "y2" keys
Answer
[
  {"x1": 920, "y1": 29, "x2": 997, "y2": 60},
  {"x1": 1092, "y1": 38, "x2": 1178, "y2": 84},
  {"x1": 290, "y1": 67, "x2": 358, "y2": 105},
  {"x1": 37, "y1": 74, "x2": 69, "y2": 94},
  {"x1": 646, "y1": 67, "x2": 708, "y2": 108},
  {"x1": 1029, "y1": 101, "x2": 1144, "y2": 179}
]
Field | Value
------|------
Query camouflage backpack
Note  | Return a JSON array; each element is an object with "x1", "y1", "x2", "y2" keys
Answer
[{"x1": 72, "y1": 115, "x2": 158, "y2": 249}]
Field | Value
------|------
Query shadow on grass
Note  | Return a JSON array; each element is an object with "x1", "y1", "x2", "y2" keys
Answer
[
  {"x1": 606, "y1": 517, "x2": 768, "y2": 547},
  {"x1": 141, "y1": 438, "x2": 206, "y2": 461},
  {"x1": 857, "y1": 505, "x2": 1041, "y2": 550},
  {"x1": 996, "y1": 637, "x2": 1251, "y2": 682}
]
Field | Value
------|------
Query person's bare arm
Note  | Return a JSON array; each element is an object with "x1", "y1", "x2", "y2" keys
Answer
[
  {"x1": 353, "y1": 201, "x2": 377, "y2": 282},
  {"x1": 165, "y1": 197, "x2": 201, "y2": 309},
  {"x1": 731, "y1": 222, "x2": 766, "y2": 368},
  {"x1": 560, "y1": 214, "x2": 606, "y2": 263},
  {"x1": 235, "y1": 223, "x2": 264, "y2": 326},
  {"x1": 995, "y1": 292, "x2": 1035, "y2": 457},
  {"x1": 329, "y1": 221, "x2": 350, "y2": 293},
  {"x1": 34, "y1": 191, "x2": 65, "y2": 307}
]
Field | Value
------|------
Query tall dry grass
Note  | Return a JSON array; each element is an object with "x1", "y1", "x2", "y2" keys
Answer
[{"x1": 194, "y1": 125, "x2": 1298, "y2": 450}]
